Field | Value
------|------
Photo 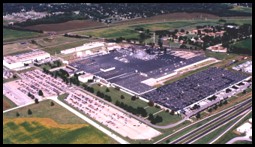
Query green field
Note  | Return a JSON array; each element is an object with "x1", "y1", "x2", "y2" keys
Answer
[
  {"x1": 3, "y1": 28, "x2": 40, "y2": 42},
  {"x1": 3, "y1": 100, "x2": 117, "y2": 144},
  {"x1": 77, "y1": 27, "x2": 140, "y2": 39},
  {"x1": 205, "y1": 51, "x2": 238, "y2": 60},
  {"x1": 43, "y1": 39, "x2": 90, "y2": 55},
  {"x1": 231, "y1": 38, "x2": 252, "y2": 51},
  {"x1": 234, "y1": 141, "x2": 252, "y2": 144},
  {"x1": 3, "y1": 95, "x2": 17, "y2": 111},
  {"x1": 230, "y1": 6, "x2": 252, "y2": 14},
  {"x1": 3, "y1": 119, "x2": 116, "y2": 144}
]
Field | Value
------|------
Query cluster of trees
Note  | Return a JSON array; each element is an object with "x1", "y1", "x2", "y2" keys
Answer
[
  {"x1": 148, "y1": 114, "x2": 163, "y2": 124},
  {"x1": 96, "y1": 91, "x2": 112, "y2": 102},
  {"x1": 115, "y1": 100, "x2": 147, "y2": 117},
  {"x1": 207, "y1": 99, "x2": 228, "y2": 112},
  {"x1": 82, "y1": 84, "x2": 95, "y2": 93}
]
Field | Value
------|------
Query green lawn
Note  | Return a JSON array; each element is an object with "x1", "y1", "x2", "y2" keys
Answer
[
  {"x1": 205, "y1": 50, "x2": 238, "y2": 60},
  {"x1": 3, "y1": 28, "x2": 40, "y2": 42},
  {"x1": 3, "y1": 95, "x2": 17, "y2": 111},
  {"x1": 3, "y1": 99, "x2": 117, "y2": 144},
  {"x1": 231, "y1": 38, "x2": 252, "y2": 51},
  {"x1": 77, "y1": 27, "x2": 139, "y2": 39},
  {"x1": 234, "y1": 141, "x2": 252, "y2": 144}
]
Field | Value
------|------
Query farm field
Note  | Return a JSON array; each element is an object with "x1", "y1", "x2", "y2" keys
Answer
[
  {"x1": 3, "y1": 28, "x2": 41, "y2": 42},
  {"x1": 24, "y1": 20, "x2": 105, "y2": 32},
  {"x1": 3, "y1": 95, "x2": 17, "y2": 111},
  {"x1": 3, "y1": 118, "x2": 117, "y2": 144},
  {"x1": 3, "y1": 100, "x2": 117, "y2": 144}
]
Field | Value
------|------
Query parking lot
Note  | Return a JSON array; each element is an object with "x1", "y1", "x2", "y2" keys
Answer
[
  {"x1": 3, "y1": 69, "x2": 69, "y2": 106},
  {"x1": 65, "y1": 89, "x2": 161, "y2": 140}
]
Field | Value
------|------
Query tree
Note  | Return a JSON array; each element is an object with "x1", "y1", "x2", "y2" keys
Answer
[
  {"x1": 38, "y1": 90, "x2": 44, "y2": 96},
  {"x1": 106, "y1": 88, "x2": 110, "y2": 92},
  {"x1": 16, "y1": 112, "x2": 20, "y2": 117},
  {"x1": 120, "y1": 95, "x2": 125, "y2": 99},
  {"x1": 28, "y1": 92, "x2": 32, "y2": 97},
  {"x1": 148, "y1": 114, "x2": 154, "y2": 121},
  {"x1": 28, "y1": 109, "x2": 32, "y2": 115},
  {"x1": 196, "y1": 112, "x2": 201, "y2": 119},
  {"x1": 180, "y1": 29, "x2": 185, "y2": 33},
  {"x1": 13, "y1": 74, "x2": 17, "y2": 79},
  {"x1": 50, "y1": 101, "x2": 55, "y2": 106},
  {"x1": 148, "y1": 100, "x2": 154, "y2": 107},
  {"x1": 131, "y1": 96, "x2": 136, "y2": 101},
  {"x1": 35, "y1": 98, "x2": 39, "y2": 104}
]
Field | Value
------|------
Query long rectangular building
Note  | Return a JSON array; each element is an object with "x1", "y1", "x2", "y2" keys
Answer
[{"x1": 3, "y1": 50, "x2": 50, "y2": 69}]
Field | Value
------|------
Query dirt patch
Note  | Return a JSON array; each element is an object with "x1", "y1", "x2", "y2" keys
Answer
[{"x1": 24, "y1": 20, "x2": 105, "y2": 32}]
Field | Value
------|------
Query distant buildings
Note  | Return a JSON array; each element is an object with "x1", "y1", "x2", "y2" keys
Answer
[
  {"x1": 232, "y1": 61, "x2": 252, "y2": 74},
  {"x1": 3, "y1": 50, "x2": 50, "y2": 70}
]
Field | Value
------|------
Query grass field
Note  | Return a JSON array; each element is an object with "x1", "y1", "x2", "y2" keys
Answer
[
  {"x1": 3, "y1": 100, "x2": 117, "y2": 144},
  {"x1": 3, "y1": 42, "x2": 38, "y2": 56},
  {"x1": 231, "y1": 38, "x2": 252, "y2": 51},
  {"x1": 230, "y1": 6, "x2": 252, "y2": 14},
  {"x1": 3, "y1": 95, "x2": 17, "y2": 111},
  {"x1": 3, "y1": 28, "x2": 41, "y2": 42},
  {"x1": 77, "y1": 27, "x2": 140, "y2": 39},
  {"x1": 43, "y1": 39, "x2": 90, "y2": 55},
  {"x1": 234, "y1": 141, "x2": 252, "y2": 144}
]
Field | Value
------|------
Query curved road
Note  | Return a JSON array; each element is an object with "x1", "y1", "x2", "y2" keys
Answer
[{"x1": 226, "y1": 136, "x2": 252, "y2": 144}]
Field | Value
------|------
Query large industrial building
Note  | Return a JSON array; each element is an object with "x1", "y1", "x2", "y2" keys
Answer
[
  {"x1": 60, "y1": 42, "x2": 121, "y2": 55},
  {"x1": 3, "y1": 50, "x2": 50, "y2": 70}
]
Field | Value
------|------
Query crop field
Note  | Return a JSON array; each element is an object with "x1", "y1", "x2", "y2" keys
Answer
[
  {"x1": 3, "y1": 95, "x2": 17, "y2": 111},
  {"x1": 24, "y1": 20, "x2": 105, "y2": 32},
  {"x1": 3, "y1": 28, "x2": 41, "y2": 42},
  {"x1": 3, "y1": 118, "x2": 117, "y2": 144},
  {"x1": 3, "y1": 100, "x2": 117, "y2": 144}
]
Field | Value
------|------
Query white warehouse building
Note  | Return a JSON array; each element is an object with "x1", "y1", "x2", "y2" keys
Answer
[{"x1": 3, "y1": 50, "x2": 50, "y2": 70}]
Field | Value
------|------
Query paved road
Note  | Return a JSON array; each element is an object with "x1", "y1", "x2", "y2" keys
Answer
[
  {"x1": 226, "y1": 136, "x2": 252, "y2": 144},
  {"x1": 47, "y1": 96, "x2": 129, "y2": 144},
  {"x1": 153, "y1": 97, "x2": 252, "y2": 144},
  {"x1": 209, "y1": 108, "x2": 252, "y2": 144},
  {"x1": 169, "y1": 98, "x2": 252, "y2": 144}
]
